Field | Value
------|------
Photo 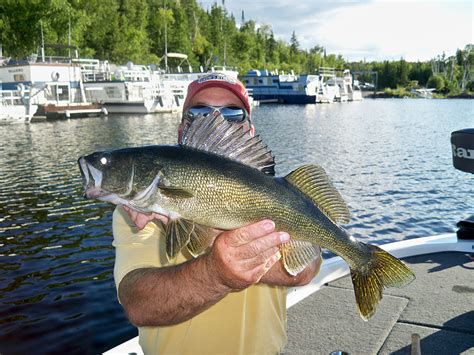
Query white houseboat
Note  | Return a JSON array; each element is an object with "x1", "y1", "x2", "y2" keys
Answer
[
  {"x1": 80, "y1": 60, "x2": 177, "y2": 114},
  {"x1": 77, "y1": 52, "x2": 245, "y2": 114},
  {"x1": 243, "y1": 69, "x2": 320, "y2": 104},
  {"x1": 0, "y1": 84, "x2": 38, "y2": 122},
  {"x1": 0, "y1": 53, "x2": 106, "y2": 120},
  {"x1": 242, "y1": 68, "x2": 361, "y2": 105}
]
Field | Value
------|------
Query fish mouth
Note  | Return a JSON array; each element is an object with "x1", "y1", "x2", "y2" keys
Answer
[{"x1": 78, "y1": 157, "x2": 110, "y2": 200}]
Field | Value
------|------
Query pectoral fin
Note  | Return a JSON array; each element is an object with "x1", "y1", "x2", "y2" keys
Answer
[
  {"x1": 280, "y1": 240, "x2": 321, "y2": 276},
  {"x1": 159, "y1": 186, "x2": 195, "y2": 199},
  {"x1": 165, "y1": 218, "x2": 213, "y2": 259}
]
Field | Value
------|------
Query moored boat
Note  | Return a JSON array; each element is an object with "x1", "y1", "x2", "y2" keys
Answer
[
  {"x1": 81, "y1": 61, "x2": 176, "y2": 114},
  {"x1": 243, "y1": 69, "x2": 320, "y2": 104},
  {"x1": 0, "y1": 85, "x2": 38, "y2": 122},
  {"x1": 0, "y1": 48, "x2": 107, "y2": 121}
]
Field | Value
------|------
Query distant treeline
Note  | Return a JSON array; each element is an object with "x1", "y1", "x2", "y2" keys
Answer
[{"x1": 1, "y1": 0, "x2": 472, "y2": 93}]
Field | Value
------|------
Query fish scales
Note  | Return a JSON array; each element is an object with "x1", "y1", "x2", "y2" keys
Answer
[{"x1": 129, "y1": 146, "x2": 366, "y2": 267}]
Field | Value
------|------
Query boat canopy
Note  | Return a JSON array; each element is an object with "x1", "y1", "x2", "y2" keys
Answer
[{"x1": 165, "y1": 53, "x2": 188, "y2": 59}]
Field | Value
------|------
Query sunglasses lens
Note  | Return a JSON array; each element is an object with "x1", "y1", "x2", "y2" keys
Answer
[
  {"x1": 185, "y1": 105, "x2": 213, "y2": 118},
  {"x1": 185, "y1": 105, "x2": 248, "y2": 123},
  {"x1": 219, "y1": 106, "x2": 247, "y2": 122}
]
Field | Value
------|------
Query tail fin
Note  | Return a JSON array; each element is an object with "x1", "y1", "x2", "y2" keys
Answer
[{"x1": 350, "y1": 244, "x2": 415, "y2": 320}]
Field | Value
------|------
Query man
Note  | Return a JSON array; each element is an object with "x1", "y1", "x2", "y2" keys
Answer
[{"x1": 113, "y1": 73, "x2": 321, "y2": 354}]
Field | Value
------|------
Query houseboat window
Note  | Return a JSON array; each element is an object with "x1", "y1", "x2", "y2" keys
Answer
[
  {"x1": 43, "y1": 84, "x2": 69, "y2": 101},
  {"x1": 58, "y1": 85, "x2": 69, "y2": 101},
  {"x1": 105, "y1": 87, "x2": 122, "y2": 98},
  {"x1": 258, "y1": 79, "x2": 263, "y2": 84},
  {"x1": 14, "y1": 74, "x2": 25, "y2": 82}
]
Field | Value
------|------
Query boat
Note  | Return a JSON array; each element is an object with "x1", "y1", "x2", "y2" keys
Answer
[
  {"x1": 0, "y1": 47, "x2": 107, "y2": 121},
  {"x1": 242, "y1": 68, "x2": 361, "y2": 105},
  {"x1": 0, "y1": 84, "x2": 38, "y2": 122},
  {"x1": 154, "y1": 53, "x2": 242, "y2": 111},
  {"x1": 242, "y1": 69, "x2": 320, "y2": 104},
  {"x1": 105, "y1": 233, "x2": 473, "y2": 355},
  {"x1": 411, "y1": 88, "x2": 435, "y2": 99},
  {"x1": 350, "y1": 79, "x2": 363, "y2": 101},
  {"x1": 315, "y1": 67, "x2": 339, "y2": 103},
  {"x1": 81, "y1": 61, "x2": 177, "y2": 114},
  {"x1": 80, "y1": 53, "x2": 237, "y2": 114},
  {"x1": 336, "y1": 69, "x2": 362, "y2": 101},
  {"x1": 152, "y1": 53, "x2": 203, "y2": 112},
  {"x1": 34, "y1": 102, "x2": 107, "y2": 120}
]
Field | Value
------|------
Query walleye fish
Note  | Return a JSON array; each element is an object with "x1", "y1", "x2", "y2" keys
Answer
[{"x1": 78, "y1": 112, "x2": 414, "y2": 320}]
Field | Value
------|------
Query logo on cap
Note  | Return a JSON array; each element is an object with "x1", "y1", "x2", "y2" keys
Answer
[{"x1": 197, "y1": 73, "x2": 237, "y2": 85}]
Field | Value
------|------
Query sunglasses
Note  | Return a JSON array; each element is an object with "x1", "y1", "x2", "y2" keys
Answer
[{"x1": 184, "y1": 105, "x2": 249, "y2": 123}]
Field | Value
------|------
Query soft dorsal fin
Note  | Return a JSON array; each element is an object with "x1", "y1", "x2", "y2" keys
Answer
[
  {"x1": 180, "y1": 111, "x2": 275, "y2": 175},
  {"x1": 285, "y1": 164, "x2": 350, "y2": 224}
]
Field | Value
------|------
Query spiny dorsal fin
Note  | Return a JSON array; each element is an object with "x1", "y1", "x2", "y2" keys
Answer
[
  {"x1": 180, "y1": 111, "x2": 275, "y2": 175},
  {"x1": 280, "y1": 240, "x2": 321, "y2": 276},
  {"x1": 285, "y1": 164, "x2": 350, "y2": 224}
]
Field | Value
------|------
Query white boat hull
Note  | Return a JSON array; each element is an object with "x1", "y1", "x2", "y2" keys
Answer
[
  {"x1": 0, "y1": 104, "x2": 38, "y2": 122},
  {"x1": 104, "y1": 233, "x2": 472, "y2": 354}
]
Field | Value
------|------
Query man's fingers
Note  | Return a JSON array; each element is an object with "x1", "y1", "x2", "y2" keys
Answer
[
  {"x1": 241, "y1": 232, "x2": 289, "y2": 259},
  {"x1": 226, "y1": 220, "x2": 275, "y2": 247},
  {"x1": 123, "y1": 205, "x2": 170, "y2": 230},
  {"x1": 153, "y1": 214, "x2": 169, "y2": 225},
  {"x1": 263, "y1": 250, "x2": 282, "y2": 272},
  {"x1": 247, "y1": 250, "x2": 282, "y2": 284},
  {"x1": 240, "y1": 246, "x2": 281, "y2": 270}
]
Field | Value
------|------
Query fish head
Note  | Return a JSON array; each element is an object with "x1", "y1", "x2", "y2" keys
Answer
[{"x1": 78, "y1": 148, "x2": 163, "y2": 205}]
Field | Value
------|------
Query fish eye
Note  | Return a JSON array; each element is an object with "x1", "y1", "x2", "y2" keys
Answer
[{"x1": 100, "y1": 156, "x2": 108, "y2": 165}]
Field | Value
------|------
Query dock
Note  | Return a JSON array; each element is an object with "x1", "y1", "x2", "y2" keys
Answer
[{"x1": 285, "y1": 251, "x2": 474, "y2": 354}]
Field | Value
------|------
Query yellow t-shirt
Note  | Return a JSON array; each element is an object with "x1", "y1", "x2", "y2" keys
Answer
[{"x1": 112, "y1": 206, "x2": 288, "y2": 355}]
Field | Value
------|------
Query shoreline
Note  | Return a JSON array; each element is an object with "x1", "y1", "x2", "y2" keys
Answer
[{"x1": 364, "y1": 91, "x2": 474, "y2": 99}]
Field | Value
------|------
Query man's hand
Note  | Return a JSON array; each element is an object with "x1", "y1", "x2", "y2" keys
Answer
[
  {"x1": 123, "y1": 205, "x2": 169, "y2": 229},
  {"x1": 206, "y1": 220, "x2": 290, "y2": 290}
]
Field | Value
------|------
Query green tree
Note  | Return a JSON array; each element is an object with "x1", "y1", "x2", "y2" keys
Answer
[
  {"x1": 398, "y1": 58, "x2": 409, "y2": 87},
  {"x1": 111, "y1": 0, "x2": 154, "y2": 63},
  {"x1": 427, "y1": 75, "x2": 445, "y2": 91},
  {"x1": 0, "y1": 0, "x2": 78, "y2": 58}
]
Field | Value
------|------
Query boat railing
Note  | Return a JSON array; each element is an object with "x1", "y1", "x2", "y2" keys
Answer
[
  {"x1": 318, "y1": 67, "x2": 337, "y2": 78},
  {"x1": 81, "y1": 70, "x2": 112, "y2": 82},
  {"x1": 208, "y1": 66, "x2": 239, "y2": 78},
  {"x1": 36, "y1": 55, "x2": 79, "y2": 65},
  {"x1": 1, "y1": 89, "x2": 29, "y2": 106},
  {"x1": 74, "y1": 59, "x2": 112, "y2": 82}
]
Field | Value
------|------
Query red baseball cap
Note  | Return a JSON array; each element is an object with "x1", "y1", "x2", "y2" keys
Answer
[{"x1": 183, "y1": 73, "x2": 251, "y2": 118}]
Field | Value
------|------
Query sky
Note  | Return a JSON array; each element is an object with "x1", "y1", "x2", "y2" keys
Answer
[{"x1": 199, "y1": 0, "x2": 473, "y2": 62}]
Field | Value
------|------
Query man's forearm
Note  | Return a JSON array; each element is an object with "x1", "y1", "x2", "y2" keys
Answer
[
  {"x1": 118, "y1": 220, "x2": 300, "y2": 327},
  {"x1": 119, "y1": 255, "x2": 230, "y2": 327}
]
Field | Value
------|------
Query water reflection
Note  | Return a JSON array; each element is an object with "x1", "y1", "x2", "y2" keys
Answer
[{"x1": 0, "y1": 100, "x2": 473, "y2": 353}]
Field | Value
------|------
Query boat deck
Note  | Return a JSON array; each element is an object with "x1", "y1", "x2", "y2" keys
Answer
[{"x1": 284, "y1": 251, "x2": 474, "y2": 354}]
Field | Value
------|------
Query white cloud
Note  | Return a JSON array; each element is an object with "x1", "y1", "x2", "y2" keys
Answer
[{"x1": 199, "y1": 0, "x2": 473, "y2": 61}]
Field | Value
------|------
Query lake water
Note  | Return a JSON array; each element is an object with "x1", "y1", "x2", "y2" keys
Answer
[{"x1": 0, "y1": 99, "x2": 473, "y2": 354}]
